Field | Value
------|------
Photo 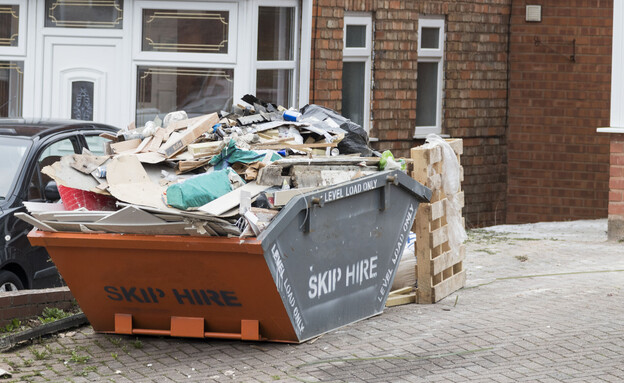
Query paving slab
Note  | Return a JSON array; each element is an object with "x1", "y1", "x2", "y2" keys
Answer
[{"x1": 1, "y1": 219, "x2": 623, "y2": 382}]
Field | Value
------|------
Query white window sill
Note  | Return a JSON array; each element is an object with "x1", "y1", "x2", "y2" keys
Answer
[
  {"x1": 597, "y1": 127, "x2": 624, "y2": 134},
  {"x1": 413, "y1": 133, "x2": 450, "y2": 139}
]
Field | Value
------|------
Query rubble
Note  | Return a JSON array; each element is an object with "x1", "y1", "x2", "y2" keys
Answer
[{"x1": 18, "y1": 95, "x2": 399, "y2": 238}]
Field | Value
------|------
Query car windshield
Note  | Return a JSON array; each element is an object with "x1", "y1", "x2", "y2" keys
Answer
[{"x1": 0, "y1": 136, "x2": 31, "y2": 200}]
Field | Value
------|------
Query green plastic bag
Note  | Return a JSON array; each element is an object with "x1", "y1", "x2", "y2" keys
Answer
[
  {"x1": 210, "y1": 140, "x2": 281, "y2": 170},
  {"x1": 166, "y1": 169, "x2": 233, "y2": 210},
  {"x1": 378, "y1": 150, "x2": 406, "y2": 171}
]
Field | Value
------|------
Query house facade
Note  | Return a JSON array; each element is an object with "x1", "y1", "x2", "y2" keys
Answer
[{"x1": 0, "y1": 0, "x2": 614, "y2": 227}]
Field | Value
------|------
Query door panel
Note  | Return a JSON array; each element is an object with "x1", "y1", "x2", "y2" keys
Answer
[{"x1": 42, "y1": 37, "x2": 122, "y2": 126}]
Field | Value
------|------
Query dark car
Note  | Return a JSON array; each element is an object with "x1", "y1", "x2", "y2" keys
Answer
[{"x1": 0, "y1": 119, "x2": 119, "y2": 292}]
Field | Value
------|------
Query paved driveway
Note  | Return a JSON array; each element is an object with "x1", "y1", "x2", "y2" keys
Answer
[{"x1": 1, "y1": 219, "x2": 623, "y2": 382}]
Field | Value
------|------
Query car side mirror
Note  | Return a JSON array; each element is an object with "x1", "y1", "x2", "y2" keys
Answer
[{"x1": 44, "y1": 181, "x2": 60, "y2": 201}]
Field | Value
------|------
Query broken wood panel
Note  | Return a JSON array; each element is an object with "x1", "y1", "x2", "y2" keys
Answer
[{"x1": 431, "y1": 245, "x2": 466, "y2": 276}]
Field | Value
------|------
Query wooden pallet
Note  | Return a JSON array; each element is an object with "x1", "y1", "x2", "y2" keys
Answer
[
  {"x1": 386, "y1": 139, "x2": 466, "y2": 307},
  {"x1": 411, "y1": 139, "x2": 466, "y2": 304}
]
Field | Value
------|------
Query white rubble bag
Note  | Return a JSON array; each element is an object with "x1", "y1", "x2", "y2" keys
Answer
[{"x1": 391, "y1": 232, "x2": 417, "y2": 290}]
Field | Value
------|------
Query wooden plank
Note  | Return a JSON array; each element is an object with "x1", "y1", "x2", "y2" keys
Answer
[
  {"x1": 430, "y1": 199, "x2": 445, "y2": 221},
  {"x1": 415, "y1": 204, "x2": 433, "y2": 304},
  {"x1": 385, "y1": 292, "x2": 416, "y2": 307},
  {"x1": 430, "y1": 225, "x2": 448, "y2": 249},
  {"x1": 388, "y1": 286, "x2": 413, "y2": 296},
  {"x1": 432, "y1": 269, "x2": 466, "y2": 303},
  {"x1": 431, "y1": 245, "x2": 466, "y2": 276},
  {"x1": 147, "y1": 128, "x2": 166, "y2": 152}
]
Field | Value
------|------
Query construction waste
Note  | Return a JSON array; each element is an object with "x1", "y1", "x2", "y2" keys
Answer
[{"x1": 18, "y1": 95, "x2": 407, "y2": 238}]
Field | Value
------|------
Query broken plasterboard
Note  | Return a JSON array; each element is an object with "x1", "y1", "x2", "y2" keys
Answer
[
  {"x1": 96, "y1": 205, "x2": 165, "y2": 225},
  {"x1": 22, "y1": 202, "x2": 66, "y2": 213},
  {"x1": 273, "y1": 187, "x2": 318, "y2": 206},
  {"x1": 106, "y1": 155, "x2": 168, "y2": 209},
  {"x1": 198, "y1": 182, "x2": 270, "y2": 216},
  {"x1": 14, "y1": 213, "x2": 58, "y2": 232},
  {"x1": 42, "y1": 156, "x2": 103, "y2": 193}
]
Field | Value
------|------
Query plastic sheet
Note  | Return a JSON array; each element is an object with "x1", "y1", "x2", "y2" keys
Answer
[
  {"x1": 425, "y1": 134, "x2": 467, "y2": 249},
  {"x1": 391, "y1": 232, "x2": 417, "y2": 290},
  {"x1": 299, "y1": 104, "x2": 373, "y2": 156}
]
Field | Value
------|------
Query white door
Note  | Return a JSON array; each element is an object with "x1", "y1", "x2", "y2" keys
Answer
[{"x1": 41, "y1": 36, "x2": 124, "y2": 127}]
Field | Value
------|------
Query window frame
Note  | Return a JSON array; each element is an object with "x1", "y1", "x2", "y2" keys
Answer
[
  {"x1": 0, "y1": 0, "x2": 27, "y2": 56},
  {"x1": 252, "y1": 0, "x2": 300, "y2": 108},
  {"x1": 132, "y1": 0, "x2": 239, "y2": 64},
  {"x1": 415, "y1": 16, "x2": 445, "y2": 137},
  {"x1": 342, "y1": 13, "x2": 372, "y2": 132}
]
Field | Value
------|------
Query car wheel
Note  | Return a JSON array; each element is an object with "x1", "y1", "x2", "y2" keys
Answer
[{"x1": 0, "y1": 271, "x2": 24, "y2": 292}]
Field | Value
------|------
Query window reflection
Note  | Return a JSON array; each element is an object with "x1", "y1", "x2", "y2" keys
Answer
[
  {"x1": 0, "y1": 5, "x2": 19, "y2": 47},
  {"x1": 45, "y1": 0, "x2": 123, "y2": 29},
  {"x1": 256, "y1": 69, "x2": 292, "y2": 107},
  {"x1": 136, "y1": 66, "x2": 234, "y2": 126},
  {"x1": 0, "y1": 61, "x2": 23, "y2": 118},
  {"x1": 257, "y1": 7, "x2": 294, "y2": 61},
  {"x1": 142, "y1": 9, "x2": 229, "y2": 53}
]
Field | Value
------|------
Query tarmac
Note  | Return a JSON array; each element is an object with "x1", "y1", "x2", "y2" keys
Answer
[{"x1": 1, "y1": 218, "x2": 623, "y2": 382}]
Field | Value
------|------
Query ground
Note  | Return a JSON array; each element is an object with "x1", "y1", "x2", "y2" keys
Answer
[{"x1": 1, "y1": 219, "x2": 623, "y2": 382}]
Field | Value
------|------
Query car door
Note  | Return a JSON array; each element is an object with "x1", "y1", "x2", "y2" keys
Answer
[{"x1": 12, "y1": 133, "x2": 83, "y2": 289}]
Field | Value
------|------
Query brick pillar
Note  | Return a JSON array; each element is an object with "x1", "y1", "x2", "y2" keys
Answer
[{"x1": 609, "y1": 134, "x2": 624, "y2": 240}]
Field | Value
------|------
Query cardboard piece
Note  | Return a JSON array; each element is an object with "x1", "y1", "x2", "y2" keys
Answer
[
  {"x1": 106, "y1": 155, "x2": 167, "y2": 209},
  {"x1": 110, "y1": 139, "x2": 141, "y2": 154}
]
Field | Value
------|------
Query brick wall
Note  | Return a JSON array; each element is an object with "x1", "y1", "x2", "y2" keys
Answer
[
  {"x1": 608, "y1": 134, "x2": 624, "y2": 240},
  {"x1": 310, "y1": 0, "x2": 510, "y2": 227},
  {"x1": 0, "y1": 287, "x2": 75, "y2": 327},
  {"x1": 506, "y1": 1, "x2": 612, "y2": 223}
]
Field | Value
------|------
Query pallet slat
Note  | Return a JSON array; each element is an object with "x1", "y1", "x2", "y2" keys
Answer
[
  {"x1": 431, "y1": 245, "x2": 466, "y2": 275},
  {"x1": 432, "y1": 270, "x2": 466, "y2": 303}
]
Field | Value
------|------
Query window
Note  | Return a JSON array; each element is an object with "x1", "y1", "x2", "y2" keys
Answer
[
  {"x1": 342, "y1": 14, "x2": 372, "y2": 131},
  {"x1": 85, "y1": 135, "x2": 109, "y2": 156},
  {"x1": 415, "y1": 17, "x2": 445, "y2": 136},
  {"x1": 136, "y1": 66, "x2": 233, "y2": 126},
  {"x1": 31, "y1": 138, "x2": 79, "y2": 201},
  {"x1": 141, "y1": 9, "x2": 229, "y2": 54},
  {"x1": 255, "y1": 3, "x2": 298, "y2": 107},
  {"x1": 0, "y1": 0, "x2": 25, "y2": 55},
  {"x1": 132, "y1": 1, "x2": 305, "y2": 124},
  {"x1": 0, "y1": 61, "x2": 23, "y2": 117},
  {"x1": 44, "y1": 0, "x2": 123, "y2": 29}
]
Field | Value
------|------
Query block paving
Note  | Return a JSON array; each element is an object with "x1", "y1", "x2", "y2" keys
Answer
[{"x1": 1, "y1": 219, "x2": 623, "y2": 382}]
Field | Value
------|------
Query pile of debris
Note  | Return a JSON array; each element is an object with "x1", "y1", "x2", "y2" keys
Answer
[{"x1": 19, "y1": 95, "x2": 406, "y2": 238}]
